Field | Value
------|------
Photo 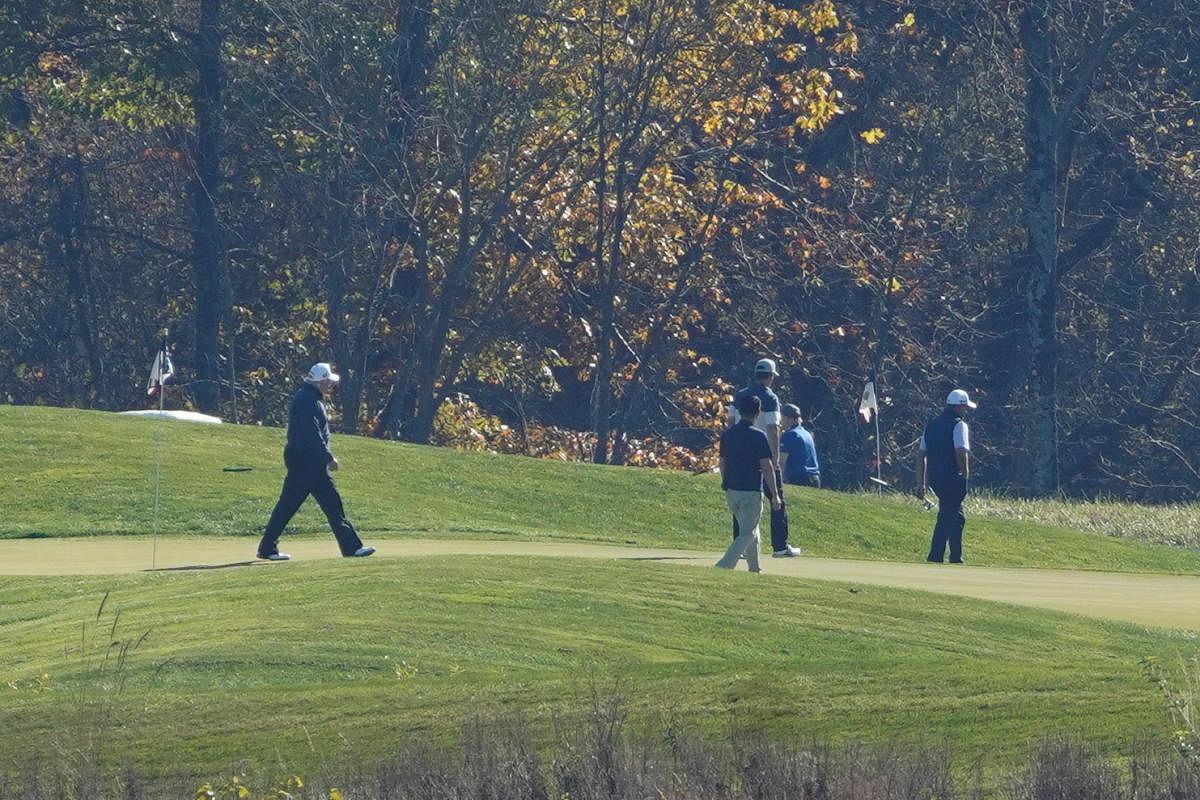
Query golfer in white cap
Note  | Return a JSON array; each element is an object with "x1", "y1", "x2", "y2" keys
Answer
[
  {"x1": 916, "y1": 389, "x2": 977, "y2": 563},
  {"x1": 257, "y1": 363, "x2": 375, "y2": 561},
  {"x1": 729, "y1": 358, "x2": 801, "y2": 557}
]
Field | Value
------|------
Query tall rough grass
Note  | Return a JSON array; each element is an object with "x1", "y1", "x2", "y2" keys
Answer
[
  {"x1": 7, "y1": 699, "x2": 1200, "y2": 799},
  {"x1": 871, "y1": 490, "x2": 1200, "y2": 549}
]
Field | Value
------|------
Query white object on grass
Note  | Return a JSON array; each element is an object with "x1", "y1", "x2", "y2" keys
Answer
[{"x1": 120, "y1": 410, "x2": 222, "y2": 424}]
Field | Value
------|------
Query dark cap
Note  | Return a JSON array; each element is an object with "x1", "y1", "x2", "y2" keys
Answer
[
  {"x1": 735, "y1": 394, "x2": 761, "y2": 418},
  {"x1": 781, "y1": 403, "x2": 801, "y2": 419}
]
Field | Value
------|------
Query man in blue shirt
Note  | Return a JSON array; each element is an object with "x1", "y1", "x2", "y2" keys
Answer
[
  {"x1": 916, "y1": 389, "x2": 976, "y2": 564},
  {"x1": 730, "y1": 358, "x2": 801, "y2": 557},
  {"x1": 716, "y1": 394, "x2": 782, "y2": 572},
  {"x1": 779, "y1": 404, "x2": 820, "y2": 488}
]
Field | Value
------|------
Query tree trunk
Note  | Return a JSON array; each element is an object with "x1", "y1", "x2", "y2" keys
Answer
[
  {"x1": 190, "y1": 0, "x2": 225, "y2": 414},
  {"x1": 1019, "y1": 1, "x2": 1061, "y2": 496},
  {"x1": 48, "y1": 155, "x2": 108, "y2": 406}
]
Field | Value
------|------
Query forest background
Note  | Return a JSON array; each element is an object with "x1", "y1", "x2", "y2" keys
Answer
[{"x1": 2, "y1": 0, "x2": 1198, "y2": 500}]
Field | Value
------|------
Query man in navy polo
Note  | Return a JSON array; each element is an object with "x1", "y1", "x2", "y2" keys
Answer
[
  {"x1": 779, "y1": 403, "x2": 820, "y2": 488},
  {"x1": 716, "y1": 394, "x2": 782, "y2": 572},
  {"x1": 730, "y1": 358, "x2": 801, "y2": 557},
  {"x1": 916, "y1": 389, "x2": 976, "y2": 564}
]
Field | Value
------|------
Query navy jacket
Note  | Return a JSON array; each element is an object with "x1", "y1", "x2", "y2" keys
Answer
[{"x1": 285, "y1": 383, "x2": 336, "y2": 465}]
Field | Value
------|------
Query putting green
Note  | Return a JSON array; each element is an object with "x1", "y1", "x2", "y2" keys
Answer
[{"x1": 4, "y1": 535, "x2": 1199, "y2": 631}]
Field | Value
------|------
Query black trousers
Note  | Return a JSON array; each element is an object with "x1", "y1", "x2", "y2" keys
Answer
[
  {"x1": 927, "y1": 475, "x2": 967, "y2": 563},
  {"x1": 259, "y1": 454, "x2": 364, "y2": 557},
  {"x1": 732, "y1": 469, "x2": 790, "y2": 551}
]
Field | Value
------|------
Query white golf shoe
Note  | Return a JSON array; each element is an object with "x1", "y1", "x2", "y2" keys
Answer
[
  {"x1": 349, "y1": 546, "x2": 376, "y2": 558},
  {"x1": 772, "y1": 545, "x2": 802, "y2": 557},
  {"x1": 257, "y1": 552, "x2": 291, "y2": 561}
]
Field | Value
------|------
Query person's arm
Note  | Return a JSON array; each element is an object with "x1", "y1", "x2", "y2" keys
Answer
[
  {"x1": 954, "y1": 421, "x2": 969, "y2": 479},
  {"x1": 760, "y1": 458, "x2": 782, "y2": 510},
  {"x1": 301, "y1": 395, "x2": 336, "y2": 465},
  {"x1": 778, "y1": 449, "x2": 790, "y2": 479},
  {"x1": 915, "y1": 436, "x2": 927, "y2": 500},
  {"x1": 765, "y1": 423, "x2": 780, "y2": 465},
  {"x1": 718, "y1": 457, "x2": 727, "y2": 485}
]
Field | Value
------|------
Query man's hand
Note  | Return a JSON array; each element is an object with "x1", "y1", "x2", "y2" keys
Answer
[
  {"x1": 915, "y1": 486, "x2": 926, "y2": 501},
  {"x1": 328, "y1": 457, "x2": 340, "y2": 472},
  {"x1": 770, "y1": 495, "x2": 782, "y2": 512}
]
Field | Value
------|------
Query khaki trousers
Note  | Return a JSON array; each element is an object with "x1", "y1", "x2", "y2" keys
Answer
[{"x1": 716, "y1": 490, "x2": 763, "y2": 572}]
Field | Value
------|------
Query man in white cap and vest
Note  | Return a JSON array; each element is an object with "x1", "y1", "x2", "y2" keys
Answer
[
  {"x1": 729, "y1": 357, "x2": 801, "y2": 557},
  {"x1": 916, "y1": 389, "x2": 976, "y2": 564},
  {"x1": 257, "y1": 363, "x2": 375, "y2": 561}
]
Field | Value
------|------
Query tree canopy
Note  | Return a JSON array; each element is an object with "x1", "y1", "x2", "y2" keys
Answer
[{"x1": 2, "y1": 0, "x2": 1198, "y2": 499}]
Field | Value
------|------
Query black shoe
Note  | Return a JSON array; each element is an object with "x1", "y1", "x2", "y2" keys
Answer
[
  {"x1": 926, "y1": 557, "x2": 943, "y2": 563},
  {"x1": 949, "y1": 559, "x2": 965, "y2": 564}
]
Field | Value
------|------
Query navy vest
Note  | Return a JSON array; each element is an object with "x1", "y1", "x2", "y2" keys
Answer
[{"x1": 923, "y1": 410, "x2": 961, "y2": 483}]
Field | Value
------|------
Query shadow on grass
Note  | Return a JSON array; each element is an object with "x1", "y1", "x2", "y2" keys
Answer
[{"x1": 146, "y1": 560, "x2": 261, "y2": 572}]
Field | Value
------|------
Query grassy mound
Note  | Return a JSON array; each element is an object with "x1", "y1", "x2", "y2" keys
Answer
[
  {"x1": 5, "y1": 405, "x2": 1200, "y2": 573},
  {"x1": 0, "y1": 556, "x2": 1187, "y2": 782}
]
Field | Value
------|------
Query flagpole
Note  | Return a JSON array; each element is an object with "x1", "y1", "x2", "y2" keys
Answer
[
  {"x1": 151, "y1": 335, "x2": 167, "y2": 570},
  {"x1": 874, "y1": 406, "x2": 882, "y2": 494},
  {"x1": 152, "y1": 387, "x2": 163, "y2": 569}
]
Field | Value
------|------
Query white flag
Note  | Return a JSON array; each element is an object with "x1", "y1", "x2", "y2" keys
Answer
[
  {"x1": 146, "y1": 342, "x2": 174, "y2": 397},
  {"x1": 858, "y1": 379, "x2": 877, "y2": 423}
]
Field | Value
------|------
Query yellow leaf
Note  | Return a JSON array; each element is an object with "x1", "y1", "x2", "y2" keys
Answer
[
  {"x1": 903, "y1": 12, "x2": 916, "y2": 27},
  {"x1": 860, "y1": 128, "x2": 886, "y2": 144}
]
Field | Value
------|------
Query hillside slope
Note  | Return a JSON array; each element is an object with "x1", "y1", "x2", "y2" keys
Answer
[{"x1": 6, "y1": 405, "x2": 1199, "y2": 573}]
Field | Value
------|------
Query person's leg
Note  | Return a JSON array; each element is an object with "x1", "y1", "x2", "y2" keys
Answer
[
  {"x1": 946, "y1": 477, "x2": 968, "y2": 562},
  {"x1": 927, "y1": 479, "x2": 951, "y2": 562},
  {"x1": 259, "y1": 469, "x2": 310, "y2": 556},
  {"x1": 742, "y1": 497, "x2": 763, "y2": 573},
  {"x1": 717, "y1": 491, "x2": 762, "y2": 570},
  {"x1": 767, "y1": 469, "x2": 791, "y2": 552},
  {"x1": 310, "y1": 473, "x2": 365, "y2": 556}
]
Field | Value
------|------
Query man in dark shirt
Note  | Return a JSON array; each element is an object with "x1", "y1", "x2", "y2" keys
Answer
[
  {"x1": 916, "y1": 389, "x2": 975, "y2": 564},
  {"x1": 257, "y1": 363, "x2": 375, "y2": 561},
  {"x1": 729, "y1": 358, "x2": 800, "y2": 556},
  {"x1": 715, "y1": 394, "x2": 782, "y2": 572}
]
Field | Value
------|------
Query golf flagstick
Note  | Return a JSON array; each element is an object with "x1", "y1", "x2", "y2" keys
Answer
[
  {"x1": 146, "y1": 333, "x2": 174, "y2": 570},
  {"x1": 874, "y1": 404, "x2": 882, "y2": 492},
  {"x1": 152, "y1": 385, "x2": 163, "y2": 570},
  {"x1": 859, "y1": 373, "x2": 881, "y2": 491}
]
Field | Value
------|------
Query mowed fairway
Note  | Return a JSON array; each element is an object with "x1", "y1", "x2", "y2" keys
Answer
[
  {"x1": 4, "y1": 537, "x2": 1200, "y2": 631},
  {"x1": 3, "y1": 406, "x2": 1200, "y2": 783},
  {"x1": 0, "y1": 555, "x2": 1193, "y2": 783},
  {"x1": 8, "y1": 405, "x2": 1200, "y2": 574}
]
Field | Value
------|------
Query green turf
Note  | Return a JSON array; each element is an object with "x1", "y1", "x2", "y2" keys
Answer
[
  {"x1": 5, "y1": 405, "x2": 1200, "y2": 574},
  {"x1": 0, "y1": 556, "x2": 1187, "y2": 782}
]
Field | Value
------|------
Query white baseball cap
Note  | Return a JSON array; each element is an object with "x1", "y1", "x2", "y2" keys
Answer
[
  {"x1": 754, "y1": 358, "x2": 779, "y2": 376},
  {"x1": 946, "y1": 389, "x2": 977, "y2": 409},
  {"x1": 305, "y1": 362, "x2": 340, "y2": 384}
]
